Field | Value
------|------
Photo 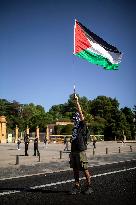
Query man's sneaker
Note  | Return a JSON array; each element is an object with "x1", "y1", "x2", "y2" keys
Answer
[
  {"x1": 84, "y1": 186, "x2": 93, "y2": 195},
  {"x1": 70, "y1": 186, "x2": 81, "y2": 195}
]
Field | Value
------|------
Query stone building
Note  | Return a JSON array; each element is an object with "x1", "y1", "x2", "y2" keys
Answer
[{"x1": 0, "y1": 116, "x2": 7, "y2": 143}]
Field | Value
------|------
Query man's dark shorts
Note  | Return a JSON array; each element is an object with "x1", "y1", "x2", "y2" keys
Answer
[{"x1": 69, "y1": 151, "x2": 88, "y2": 170}]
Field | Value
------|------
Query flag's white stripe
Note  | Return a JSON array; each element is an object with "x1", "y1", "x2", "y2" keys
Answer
[
  {"x1": 87, "y1": 38, "x2": 122, "y2": 64},
  {"x1": 0, "y1": 166, "x2": 136, "y2": 196}
]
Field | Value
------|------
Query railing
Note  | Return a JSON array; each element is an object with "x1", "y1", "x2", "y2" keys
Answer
[
  {"x1": 49, "y1": 135, "x2": 104, "y2": 143},
  {"x1": 49, "y1": 135, "x2": 71, "y2": 143}
]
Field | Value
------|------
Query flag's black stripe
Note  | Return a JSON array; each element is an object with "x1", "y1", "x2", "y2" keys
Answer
[{"x1": 77, "y1": 21, "x2": 121, "y2": 54}]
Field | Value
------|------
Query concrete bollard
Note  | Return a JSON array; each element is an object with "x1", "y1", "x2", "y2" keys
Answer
[
  {"x1": 93, "y1": 148, "x2": 95, "y2": 156},
  {"x1": 16, "y1": 155, "x2": 19, "y2": 165},
  {"x1": 130, "y1": 146, "x2": 132, "y2": 152},
  {"x1": 119, "y1": 147, "x2": 121, "y2": 153},
  {"x1": 60, "y1": 151, "x2": 63, "y2": 159},
  {"x1": 106, "y1": 147, "x2": 108, "y2": 154}
]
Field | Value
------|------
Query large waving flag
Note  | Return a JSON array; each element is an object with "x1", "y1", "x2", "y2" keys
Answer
[{"x1": 74, "y1": 20, "x2": 122, "y2": 70}]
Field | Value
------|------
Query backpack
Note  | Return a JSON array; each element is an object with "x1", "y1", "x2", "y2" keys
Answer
[{"x1": 76, "y1": 124, "x2": 90, "y2": 151}]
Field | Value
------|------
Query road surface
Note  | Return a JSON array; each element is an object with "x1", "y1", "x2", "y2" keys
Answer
[{"x1": 0, "y1": 160, "x2": 136, "y2": 205}]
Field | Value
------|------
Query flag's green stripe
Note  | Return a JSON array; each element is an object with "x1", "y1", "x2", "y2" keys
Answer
[{"x1": 75, "y1": 49, "x2": 119, "y2": 70}]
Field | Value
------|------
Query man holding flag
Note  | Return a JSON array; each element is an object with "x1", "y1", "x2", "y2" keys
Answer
[{"x1": 70, "y1": 93, "x2": 93, "y2": 195}]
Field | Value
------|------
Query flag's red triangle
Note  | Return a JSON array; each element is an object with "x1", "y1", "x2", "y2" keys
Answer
[{"x1": 74, "y1": 20, "x2": 91, "y2": 54}]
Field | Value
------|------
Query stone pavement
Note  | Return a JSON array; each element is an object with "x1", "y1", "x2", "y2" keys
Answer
[{"x1": 0, "y1": 141, "x2": 136, "y2": 179}]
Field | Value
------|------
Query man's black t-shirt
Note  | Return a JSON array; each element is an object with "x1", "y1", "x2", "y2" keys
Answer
[{"x1": 71, "y1": 120, "x2": 87, "y2": 152}]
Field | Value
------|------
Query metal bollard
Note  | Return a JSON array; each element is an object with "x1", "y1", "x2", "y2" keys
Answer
[
  {"x1": 16, "y1": 155, "x2": 19, "y2": 165},
  {"x1": 60, "y1": 151, "x2": 63, "y2": 159},
  {"x1": 106, "y1": 147, "x2": 108, "y2": 154},
  {"x1": 119, "y1": 147, "x2": 121, "y2": 153},
  {"x1": 93, "y1": 148, "x2": 95, "y2": 156},
  {"x1": 130, "y1": 146, "x2": 132, "y2": 152}
]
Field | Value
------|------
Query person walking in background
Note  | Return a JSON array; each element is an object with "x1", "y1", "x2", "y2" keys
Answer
[
  {"x1": 69, "y1": 94, "x2": 93, "y2": 195},
  {"x1": 33, "y1": 135, "x2": 39, "y2": 156},
  {"x1": 92, "y1": 135, "x2": 97, "y2": 149},
  {"x1": 17, "y1": 137, "x2": 21, "y2": 150},
  {"x1": 24, "y1": 134, "x2": 30, "y2": 156},
  {"x1": 44, "y1": 137, "x2": 47, "y2": 148},
  {"x1": 64, "y1": 136, "x2": 69, "y2": 151}
]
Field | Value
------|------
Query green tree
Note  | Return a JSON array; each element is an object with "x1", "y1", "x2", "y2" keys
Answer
[
  {"x1": 89, "y1": 116, "x2": 106, "y2": 135},
  {"x1": 121, "y1": 106, "x2": 136, "y2": 139},
  {"x1": 60, "y1": 124, "x2": 73, "y2": 135},
  {"x1": 0, "y1": 97, "x2": 135, "y2": 140}
]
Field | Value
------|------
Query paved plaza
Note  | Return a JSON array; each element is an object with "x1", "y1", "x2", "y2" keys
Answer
[{"x1": 0, "y1": 141, "x2": 136, "y2": 179}]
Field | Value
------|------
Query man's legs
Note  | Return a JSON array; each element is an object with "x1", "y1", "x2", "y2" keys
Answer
[
  {"x1": 34, "y1": 149, "x2": 36, "y2": 156},
  {"x1": 83, "y1": 169, "x2": 93, "y2": 194},
  {"x1": 71, "y1": 169, "x2": 80, "y2": 194},
  {"x1": 65, "y1": 143, "x2": 68, "y2": 151},
  {"x1": 26, "y1": 146, "x2": 28, "y2": 155},
  {"x1": 36, "y1": 147, "x2": 39, "y2": 156},
  {"x1": 34, "y1": 146, "x2": 36, "y2": 156},
  {"x1": 70, "y1": 153, "x2": 81, "y2": 194},
  {"x1": 84, "y1": 169, "x2": 91, "y2": 186},
  {"x1": 25, "y1": 144, "x2": 28, "y2": 156},
  {"x1": 73, "y1": 169, "x2": 80, "y2": 187}
]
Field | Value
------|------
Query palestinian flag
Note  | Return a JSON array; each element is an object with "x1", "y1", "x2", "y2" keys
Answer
[{"x1": 74, "y1": 20, "x2": 122, "y2": 70}]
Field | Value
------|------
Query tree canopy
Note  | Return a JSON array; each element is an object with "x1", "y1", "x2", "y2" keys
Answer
[{"x1": 0, "y1": 95, "x2": 135, "y2": 140}]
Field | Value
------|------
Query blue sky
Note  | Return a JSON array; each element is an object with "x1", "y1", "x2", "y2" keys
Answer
[{"x1": 0, "y1": 0, "x2": 136, "y2": 111}]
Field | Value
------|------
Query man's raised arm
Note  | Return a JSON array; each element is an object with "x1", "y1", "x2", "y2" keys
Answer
[{"x1": 74, "y1": 94, "x2": 84, "y2": 121}]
